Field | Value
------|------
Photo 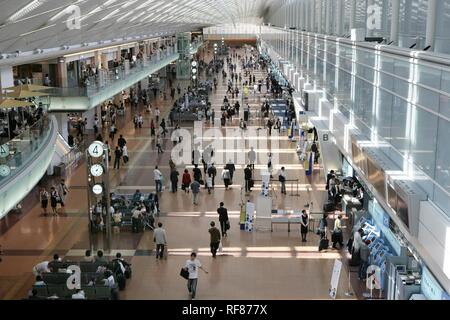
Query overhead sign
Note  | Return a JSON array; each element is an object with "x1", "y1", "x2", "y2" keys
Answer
[{"x1": 329, "y1": 259, "x2": 342, "y2": 299}]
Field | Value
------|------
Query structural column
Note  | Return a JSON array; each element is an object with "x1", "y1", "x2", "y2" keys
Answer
[
  {"x1": 349, "y1": 0, "x2": 356, "y2": 30},
  {"x1": 336, "y1": 0, "x2": 344, "y2": 36},
  {"x1": 390, "y1": 0, "x2": 400, "y2": 45},
  {"x1": 310, "y1": 0, "x2": 316, "y2": 33},
  {"x1": 325, "y1": 0, "x2": 331, "y2": 34},
  {"x1": 84, "y1": 106, "x2": 99, "y2": 130},
  {"x1": 425, "y1": 0, "x2": 437, "y2": 50},
  {"x1": 56, "y1": 58, "x2": 68, "y2": 88},
  {"x1": 55, "y1": 113, "x2": 69, "y2": 141},
  {"x1": 317, "y1": 0, "x2": 323, "y2": 34},
  {"x1": 0, "y1": 66, "x2": 14, "y2": 92},
  {"x1": 366, "y1": 0, "x2": 375, "y2": 37}
]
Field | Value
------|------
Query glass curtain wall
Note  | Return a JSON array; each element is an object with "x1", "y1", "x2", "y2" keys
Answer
[{"x1": 261, "y1": 25, "x2": 450, "y2": 217}]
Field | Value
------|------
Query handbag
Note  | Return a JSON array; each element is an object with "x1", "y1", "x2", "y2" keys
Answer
[
  {"x1": 225, "y1": 220, "x2": 230, "y2": 230},
  {"x1": 180, "y1": 268, "x2": 189, "y2": 280},
  {"x1": 218, "y1": 241, "x2": 223, "y2": 252}
]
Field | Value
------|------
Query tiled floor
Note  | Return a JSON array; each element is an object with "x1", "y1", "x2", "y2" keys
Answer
[{"x1": 0, "y1": 45, "x2": 360, "y2": 300}]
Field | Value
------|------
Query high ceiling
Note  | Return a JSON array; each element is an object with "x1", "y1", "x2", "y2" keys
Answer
[{"x1": 0, "y1": 0, "x2": 277, "y2": 53}]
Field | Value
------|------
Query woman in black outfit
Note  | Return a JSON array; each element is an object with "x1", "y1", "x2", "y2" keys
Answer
[{"x1": 300, "y1": 210, "x2": 309, "y2": 242}]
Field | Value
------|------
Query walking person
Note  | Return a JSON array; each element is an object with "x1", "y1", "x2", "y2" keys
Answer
[
  {"x1": 224, "y1": 159, "x2": 236, "y2": 183},
  {"x1": 221, "y1": 168, "x2": 231, "y2": 190},
  {"x1": 190, "y1": 179, "x2": 201, "y2": 205},
  {"x1": 156, "y1": 135, "x2": 163, "y2": 154},
  {"x1": 154, "y1": 222, "x2": 167, "y2": 260},
  {"x1": 114, "y1": 146, "x2": 122, "y2": 169},
  {"x1": 155, "y1": 107, "x2": 160, "y2": 124},
  {"x1": 278, "y1": 167, "x2": 287, "y2": 195},
  {"x1": 209, "y1": 221, "x2": 221, "y2": 258},
  {"x1": 244, "y1": 165, "x2": 253, "y2": 193},
  {"x1": 50, "y1": 187, "x2": 59, "y2": 216},
  {"x1": 300, "y1": 210, "x2": 309, "y2": 242},
  {"x1": 150, "y1": 119, "x2": 156, "y2": 136},
  {"x1": 182, "y1": 169, "x2": 191, "y2": 193},
  {"x1": 58, "y1": 179, "x2": 69, "y2": 207},
  {"x1": 359, "y1": 240, "x2": 371, "y2": 280},
  {"x1": 217, "y1": 202, "x2": 229, "y2": 237},
  {"x1": 170, "y1": 169, "x2": 179, "y2": 193},
  {"x1": 40, "y1": 188, "x2": 49, "y2": 216},
  {"x1": 154, "y1": 166, "x2": 163, "y2": 193},
  {"x1": 332, "y1": 215, "x2": 344, "y2": 249},
  {"x1": 207, "y1": 163, "x2": 217, "y2": 188},
  {"x1": 183, "y1": 252, "x2": 208, "y2": 300},
  {"x1": 122, "y1": 144, "x2": 129, "y2": 164},
  {"x1": 248, "y1": 147, "x2": 256, "y2": 170}
]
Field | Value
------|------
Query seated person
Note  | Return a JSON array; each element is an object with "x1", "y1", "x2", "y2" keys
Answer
[
  {"x1": 131, "y1": 208, "x2": 142, "y2": 233},
  {"x1": 132, "y1": 189, "x2": 143, "y2": 202},
  {"x1": 84, "y1": 249, "x2": 95, "y2": 262},
  {"x1": 71, "y1": 289, "x2": 86, "y2": 300},
  {"x1": 34, "y1": 275, "x2": 45, "y2": 286},
  {"x1": 32, "y1": 260, "x2": 51, "y2": 276},
  {"x1": 103, "y1": 270, "x2": 116, "y2": 288},
  {"x1": 95, "y1": 250, "x2": 108, "y2": 264}
]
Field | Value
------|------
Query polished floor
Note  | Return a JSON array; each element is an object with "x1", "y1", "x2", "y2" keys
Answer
[{"x1": 0, "y1": 46, "x2": 358, "y2": 300}]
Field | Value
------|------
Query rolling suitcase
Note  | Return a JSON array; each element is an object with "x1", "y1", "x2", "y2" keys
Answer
[{"x1": 319, "y1": 237, "x2": 329, "y2": 251}]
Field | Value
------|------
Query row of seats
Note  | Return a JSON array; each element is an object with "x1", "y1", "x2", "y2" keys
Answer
[
  {"x1": 33, "y1": 284, "x2": 113, "y2": 300},
  {"x1": 49, "y1": 260, "x2": 115, "y2": 273},
  {"x1": 42, "y1": 271, "x2": 109, "y2": 285}
]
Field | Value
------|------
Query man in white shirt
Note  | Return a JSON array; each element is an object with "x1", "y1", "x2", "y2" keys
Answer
[
  {"x1": 154, "y1": 166, "x2": 163, "y2": 193},
  {"x1": 33, "y1": 261, "x2": 50, "y2": 276},
  {"x1": 154, "y1": 222, "x2": 167, "y2": 260},
  {"x1": 183, "y1": 252, "x2": 208, "y2": 300},
  {"x1": 71, "y1": 289, "x2": 86, "y2": 300}
]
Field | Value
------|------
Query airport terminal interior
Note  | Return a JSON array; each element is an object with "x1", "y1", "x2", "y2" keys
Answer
[{"x1": 0, "y1": 0, "x2": 449, "y2": 301}]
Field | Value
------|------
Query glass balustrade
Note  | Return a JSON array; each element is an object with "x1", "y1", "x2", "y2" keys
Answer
[
  {"x1": 46, "y1": 45, "x2": 186, "y2": 98},
  {"x1": 0, "y1": 115, "x2": 54, "y2": 184}
]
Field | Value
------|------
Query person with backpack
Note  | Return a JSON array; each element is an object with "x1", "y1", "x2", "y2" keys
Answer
[
  {"x1": 112, "y1": 252, "x2": 131, "y2": 279},
  {"x1": 170, "y1": 169, "x2": 179, "y2": 193},
  {"x1": 224, "y1": 159, "x2": 236, "y2": 182},
  {"x1": 208, "y1": 221, "x2": 221, "y2": 258}
]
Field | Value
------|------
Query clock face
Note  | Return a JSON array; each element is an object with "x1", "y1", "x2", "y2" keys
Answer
[
  {"x1": 92, "y1": 184, "x2": 103, "y2": 195},
  {"x1": 88, "y1": 142, "x2": 104, "y2": 158},
  {"x1": 90, "y1": 164, "x2": 104, "y2": 177},
  {"x1": 0, "y1": 165, "x2": 11, "y2": 177},
  {"x1": 0, "y1": 144, "x2": 9, "y2": 158}
]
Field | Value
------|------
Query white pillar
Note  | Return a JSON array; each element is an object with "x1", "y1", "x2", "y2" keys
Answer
[
  {"x1": 317, "y1": 0, "x2": 323, "y2": 34},
  {"x1": 0, "y1": 66, "x2": 14, "y2": 91},
  {"x1": 366, "y1": 0, "x2": 375, "y2": 37},
  {"x1": 390, "y1": 0, "x2": 400, "y2": 45},
  {"x1": 350, "y1": 0, "x2": 356, "y2": 30},
  {"x1": 425, "y1": 0, "x2": 437, "y2": 49},
  {"x1": 55, "y1": 113, "x2": 69, "y2": 141},
  {"x1": 84, "y1": 106, "x2": 99, "y2": 130},
  {"x1": 311, "y1": 0, "x2": 316, "y2": 33},
  {"x1": 336, "y1": 0, "x2": 343, "y2": 36},
  {"x1": 325, "y1": 0, "x2": 332, "y2": 34}
]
